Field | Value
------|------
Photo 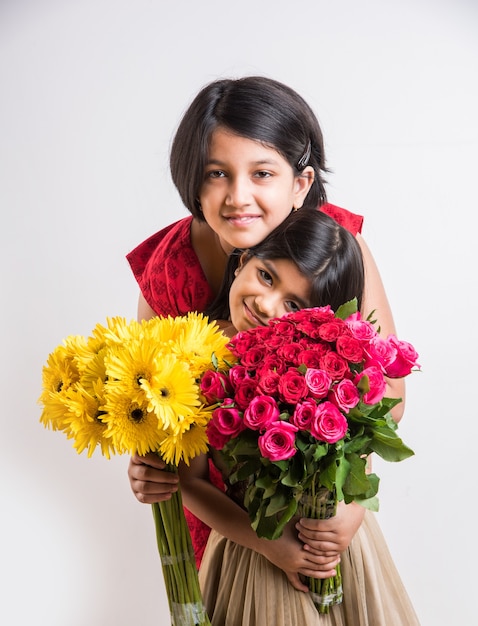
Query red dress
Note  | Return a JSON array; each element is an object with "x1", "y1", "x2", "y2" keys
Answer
[{"x1": 126, "y1": 203, "x2": 364, "y2": 566}]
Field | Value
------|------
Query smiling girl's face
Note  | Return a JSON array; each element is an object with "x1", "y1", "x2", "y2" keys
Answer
[
  {"x1": 198, "y1": 128, "x2": 314, "y2": 254},
  {"x1": 228, "y1": 254, "x2": 312, "y2": 331}
]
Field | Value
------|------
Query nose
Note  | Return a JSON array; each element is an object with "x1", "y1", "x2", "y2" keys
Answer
[
  {"x1": 254, "y1": 294, "x2": 284, "y2": 321},
  {"x1": 225, "y1": 175, "x2": 252, "y2": 208}
]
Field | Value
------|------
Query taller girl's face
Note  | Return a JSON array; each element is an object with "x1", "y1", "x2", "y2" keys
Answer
[
  {"x1": 199, "y1": 129, "x2": 314, "y2": 254},
  {"x1": 229, "y1": 255, "x2": 312, "y2": 332}
]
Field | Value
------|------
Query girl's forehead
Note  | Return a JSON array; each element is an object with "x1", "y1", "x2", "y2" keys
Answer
[{"x1": 207, "y1": 128, "x2": 287, "y2": 165}]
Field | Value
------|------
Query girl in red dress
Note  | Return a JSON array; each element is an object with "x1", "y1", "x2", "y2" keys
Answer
[{"x1": 126, "y1": 77, "x2": 416, "y2": 623}]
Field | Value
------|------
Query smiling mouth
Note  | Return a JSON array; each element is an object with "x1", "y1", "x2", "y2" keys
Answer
[
  {"x1": 225, "y1": 214, "x2": 260, "y2": 226},
  {"x1": 243, "y1": 302, "x2": 267, "y2": 326}
]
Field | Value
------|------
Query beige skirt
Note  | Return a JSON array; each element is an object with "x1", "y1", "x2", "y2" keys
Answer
[{"x1": 198, "y1": 510, "x2": 420, "y2": 626}]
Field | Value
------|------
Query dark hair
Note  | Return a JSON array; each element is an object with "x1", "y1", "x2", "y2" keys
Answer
[
  {"x1": 170, "y1": 76, "x2": 329, "y2": 220},
  {"x1": 206, "y1": 209, "x2": 364, "y2": 321}
]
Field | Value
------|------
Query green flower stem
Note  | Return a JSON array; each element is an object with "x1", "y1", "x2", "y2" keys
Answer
[
  {"x1": 151, "y1": 464, "x2": 211, "y2": 626},
  {"x1": 299, "y1": 485, "x2": 343, "y2": 615}
]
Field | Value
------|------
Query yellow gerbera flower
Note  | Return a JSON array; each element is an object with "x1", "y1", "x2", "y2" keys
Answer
[
  {"x1": 39, "y1": 343, "x2": 81, "y2": 412},
  {"x1": 103, "y1": 337, "x2": 163, "y2": 405},
  {"x1": 91, "y1": 316, "x2": 143, "y2": 347},
  {"x1": 63, "y1": 383, "x2": 114, "y2": 458},
  {"x1": 141, "y1": 354, "x2": 201, "y2": 429},
  {"x1": 170, "y1": 312, "x2": 234, "y2": 377},
  {"x1": 101, "y1": 385, "x2": 165, "y2": 456},
  {"x1": 39, "y1": 390, "x2": 75, "y2": 433},
  {"x1": 158, "y1": 408, "x2": 212, "y2": 465}
]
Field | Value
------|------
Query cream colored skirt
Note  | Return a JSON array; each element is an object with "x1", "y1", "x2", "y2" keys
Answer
[{"x1": 198, "y1": 511, "x2": 420, "y2": 626}]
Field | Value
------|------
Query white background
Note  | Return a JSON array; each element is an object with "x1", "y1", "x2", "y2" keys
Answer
[{"x1": 1, "y1": 1, "x2": 477, "y2": 624}]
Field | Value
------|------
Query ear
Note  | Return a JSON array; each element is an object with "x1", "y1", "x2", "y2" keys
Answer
[
  {"x1": 234, "y1": 251, "x2": 250, "y2": 276},
  {"x1": 293, "y1": 166, "x2": 315, "y2": 210}
]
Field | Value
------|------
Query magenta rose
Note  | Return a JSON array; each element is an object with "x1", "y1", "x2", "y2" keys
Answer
[
  {"x1": 200, "y1": 370, "x2": 232, "y2": 403},
  {"x1": 355, "y1": 366, "x2": 387, "y2": 404},
  {"x1": 310, "y1": 401, "x2": 348, "y2": 443},
  {"x1": 346, "y1": 312, "x2": 376, "y2": 342},
  {"x1": 383, "y1": 335, "x2": 420, "y2": 377},
  {"x1": 278, "y1": 368, "x2": 309, "y2": 403},
  {"x1": 330, "y1": 379, "x2": 360, "y2": 412},
  {"x1": 364, "y1": 335, "x2": 397, "y2": 370},
  {"x1": 212, "y1": 405, "x2": 245, "y2": 438},
  {"x1": 228, "y1": 365, "x2": 251, "y2": 388},
  {"x1": 206, "y1": 418, "x2": 231, "y2": 450},
  {"x1": 243, "y1": 395, "x2": 280, "y2": 430},
  {"x1": 304, "y1": 368, "x2": 332, "y2": 399},
  {"x1": 291, "y1": 399, "x2": 317, "y2": 430},
  {"x1": 258, "y1": 421, "x2": 298, "y2": 461}
]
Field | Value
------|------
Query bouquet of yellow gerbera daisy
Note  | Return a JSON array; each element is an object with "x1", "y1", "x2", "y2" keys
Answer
[{"x1": 39, "y1": 313, "x2": 234, "y2": 626}]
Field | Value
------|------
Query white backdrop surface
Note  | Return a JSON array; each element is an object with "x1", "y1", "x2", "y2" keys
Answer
[{"x1": 1, "y1": 1, "x2": 477, "y2": 624}]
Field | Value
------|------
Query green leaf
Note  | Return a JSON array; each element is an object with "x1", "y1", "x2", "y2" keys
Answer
[
  {"x1": 343, "y1": 453, "x2": 372, "y2": 495},
  {"x1": 335, "y1": 298, "x2": 358, "y2": 320},
  {"x1": 370, "y1": 428, "x2": 415, "y2": 462},
  {"x1": 280, "y1": 452, "x2": 307, "y2": 487}
]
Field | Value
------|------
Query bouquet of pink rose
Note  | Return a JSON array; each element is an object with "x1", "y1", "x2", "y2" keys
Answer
[{"x1": 200, "y1": 299, "x2": 419, "y2": 613}]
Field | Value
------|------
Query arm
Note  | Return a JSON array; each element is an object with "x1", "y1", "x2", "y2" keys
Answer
[
  {"x1": 357, "y1": 233, "x2": 405, "y2": 422},
  {"x1": 179, "y1": 454, "x2": 340, "y2": 592}
]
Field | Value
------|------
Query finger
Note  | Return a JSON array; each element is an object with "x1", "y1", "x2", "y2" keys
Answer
[{"x1": 285, "y1": 572, "x2": 309, "y2": 593}]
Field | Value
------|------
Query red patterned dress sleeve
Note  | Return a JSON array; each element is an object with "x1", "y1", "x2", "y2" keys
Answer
[{"x1": 319, "y1": 202, "x2": 364, "y2": 235}]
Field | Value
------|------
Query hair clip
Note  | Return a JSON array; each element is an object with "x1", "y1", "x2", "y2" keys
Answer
[{"x1": 297, "y1": 140, "x2": 311, "y2": 170}]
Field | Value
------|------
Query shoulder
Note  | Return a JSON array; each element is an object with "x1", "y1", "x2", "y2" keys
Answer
[
  {"x1": 126, "y1": 216, "x2": 193, "y2": 269},
  {"x1": 319, "y1": 203, "x2": 364, "y2": 236}
]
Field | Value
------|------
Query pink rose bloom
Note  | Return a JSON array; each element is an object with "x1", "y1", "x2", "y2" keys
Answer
[
  {"x1": 310, "y1": 401, "x2": 348, "y2": 444},
  {"x1": 291, "y1": 399, "x2": 317, "y2": 430},
  {"x1": 336, "y1": 334, "x2": 364, "y2": 363},
  {"x1": 305, "y1": 368, "x2": 332, "y2": 399},
  {"x1": 355, "y1": 366, "x2": 387, "y2": 404},
  {"x1": 211, "y1": 405, "x2": 245, "y2": 438},
  {"x1": 384, "y1": 335, "x2": 420, "y2": 377},
  {"x1": 346, "y1": 313, "x2": 377, "y2": 342},
  {"x1": 278, "y1": 369, "x2": 309, "y2": 403},
  {"x1": 320, "y1": 351, "x2": 349, "y2": 381},
  {"x1": 364, "y1": 335, "x2": 397, "y2": 371},
  {"x1": 234, "y1": 378, "x2": 258, "y2": 410},
  {"x1": 200, "y1": 370, "x2": 232, "y2": 403},
  {"x1": 206, "y1": 418, "x2": 231, "y2": 450},
  {"x1": 330, "y1": 379, "x2": 360, "y2": 413},
  {"x1": 228, "y1": 365, "x2": 251, "y2": 388},
  {"x1": 258, "y1": 421, "x2": 298, "y2": 461},
  {"x1": 243, "y1": 395, "x2": 280, "y2": 431}
]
